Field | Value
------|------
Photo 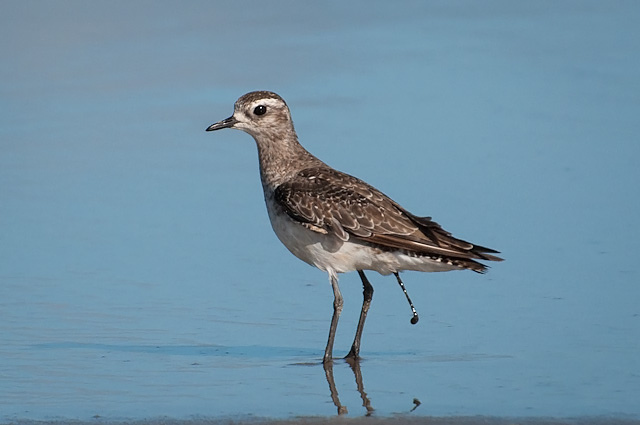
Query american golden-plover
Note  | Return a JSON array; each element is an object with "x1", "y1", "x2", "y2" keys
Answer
[{"x1": 206, "y1": 91, "x2": 502, "y2": 363}]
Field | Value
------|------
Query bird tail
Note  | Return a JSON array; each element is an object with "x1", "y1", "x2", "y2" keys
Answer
[{"x1": 405, "y1": 212, "x2": 504, "y2": 263}]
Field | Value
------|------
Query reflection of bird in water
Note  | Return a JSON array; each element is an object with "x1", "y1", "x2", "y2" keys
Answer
[
  {"x1": 323, "y1": 357, "x2": 422, "y2": 416},
  {"x1": 206, "y1": 91, "x2": 502, "y2": 363},
  {"x1": 324, "y1": 358, "x2": 373, "y2": 416}
]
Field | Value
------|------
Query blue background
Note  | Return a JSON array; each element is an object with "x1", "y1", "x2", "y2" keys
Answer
[{"x1": 1, "y1": 1, "x2": 639, "y2": 421}]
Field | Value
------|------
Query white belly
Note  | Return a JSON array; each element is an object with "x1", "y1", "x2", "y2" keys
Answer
[{"x1": 265, "y1": 199, "x2": 458, "y2": 275}]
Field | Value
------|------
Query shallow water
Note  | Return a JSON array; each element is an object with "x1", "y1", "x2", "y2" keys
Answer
[{"x1": 1, "y1": 0, "x2": 639, "y2": 422}]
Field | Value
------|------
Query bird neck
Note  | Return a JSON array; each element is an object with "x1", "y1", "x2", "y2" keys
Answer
[{"x1": 253, "y1": 130, "x2": 323, "y2": 190}]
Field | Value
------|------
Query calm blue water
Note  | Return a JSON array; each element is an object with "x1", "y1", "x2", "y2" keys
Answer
[{"x1": 2, "y1": 0, "x2": 639, "y2": 421}]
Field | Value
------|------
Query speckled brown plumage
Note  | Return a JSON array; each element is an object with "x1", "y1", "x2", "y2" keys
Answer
[
  {"x1": 206, "y1": 90, "x2": 503, "y2": 363},
  {"x1": 274, "y1": 166, "x2": 502, "y2": 273}
]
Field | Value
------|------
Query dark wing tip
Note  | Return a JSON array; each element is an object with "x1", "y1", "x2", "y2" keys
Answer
[
  {"x1": 471, "y1": 245, "x2": 504, "y2": 262},
  {"x1": 404, "y1": 211, "x2": 503, "y2": 262}
]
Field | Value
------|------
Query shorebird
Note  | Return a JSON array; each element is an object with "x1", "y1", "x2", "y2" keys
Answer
[{"x1": 206, "y1": 91, "x2": 502, "y2": 363}]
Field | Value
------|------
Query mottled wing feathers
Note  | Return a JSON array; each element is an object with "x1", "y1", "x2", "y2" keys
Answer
[
  {"x1": 402, "y1": 211, "x2": 503, "y2": 262},
  {"x1": 274, "y1": 167, "x2": 413, "y2": 239},
  {"x1": 274, "y1": 167, "x2": 503, "y2": 268}
]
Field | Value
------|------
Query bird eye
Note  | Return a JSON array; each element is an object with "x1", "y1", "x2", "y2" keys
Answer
[{"x1": 253, "y1": 105, "x2": 267, "y2": 116}]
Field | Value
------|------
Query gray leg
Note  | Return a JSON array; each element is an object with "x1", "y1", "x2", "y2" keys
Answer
[
  {"x1": 345, "y1": 270, "x2": 374, "y2": 360},
  {"x1": 324, "y1": 270, "x2": 343, "y2": 363}
]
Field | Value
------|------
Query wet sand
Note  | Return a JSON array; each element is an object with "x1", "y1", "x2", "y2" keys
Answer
[{"x1": 4, "y1": 417, "x2": 640, "y2": 425}]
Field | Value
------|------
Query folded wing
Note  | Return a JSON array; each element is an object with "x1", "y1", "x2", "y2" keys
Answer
[{"x1": 274, "y1": 167, "x2": 503, "y2": 270}]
